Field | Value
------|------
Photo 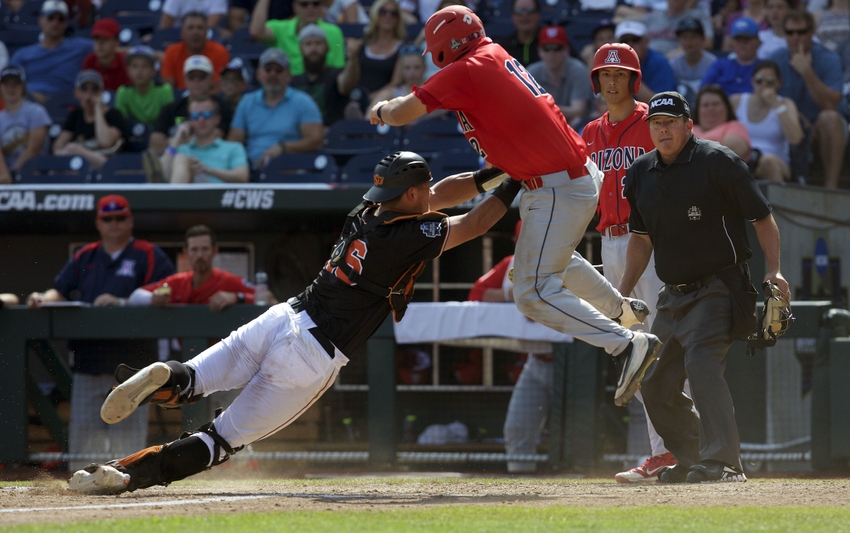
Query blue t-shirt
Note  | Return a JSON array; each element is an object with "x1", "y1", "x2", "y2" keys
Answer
[
  {"x1": 701, "y1": 55, "x2": 756, "y2": 97},
  {"x1": 11, "y1": 38, "x2": 92, "y2": 97},
  {"x1": 0, "y1": 101, "x2": 51, "y2": 167},
  {"x1": 641, "y1": 49, "x2": 678, "y2": 94},
  {"x1": 231, "y1": 87, "x2": 322, "y2": 162},
  {"x1": 177, "y1": 138, "x2": 249, "y2": 183},
  {"x1": 771, "y1": 43, "x2": 844, "y2": 123}
]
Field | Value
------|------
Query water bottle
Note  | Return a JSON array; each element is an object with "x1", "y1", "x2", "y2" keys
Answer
[{"x1": 255, "y1": 271, "x2": 269, "y2": 306}]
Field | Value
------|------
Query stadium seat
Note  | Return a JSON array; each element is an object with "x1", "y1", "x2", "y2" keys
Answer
[
  {"x1": 1, "y1": 0, "x2": 41, "y2": 27},
  {"x1": 149, "y1": 26, "x2": 221, "y2": 50},
  {"x1": 323, "y1": 119, "x2": 401, "y2": 157},
  {"x1": 124, "y1": 121, "x2": 153, "y2": 153},
  {"x1": 256, "y1": 153, "x2": 338, "y2": 183},
  {"x1": 401, "y1": 120, "x2": 470, "y2": 158},
  {"x1": 98, "y1": 0, "x2": 163, "y2": 18},
  {"x1": 118, "y1": 26, "x2": 142, "y2": 46},
  {"x1": 94, "y1": 154, "x2": 148, "y2": 183},
  {"x1": 227, "y1": 27, "x2": 266, "y2": 64},
  {"x1": 427, "y1": 149, "x2": 484, "y2": 182},
  {"x1": 338, "y1": 23, "x2": 366, "y2": 39},
  {"x1": 0, "y1": 27, "x2": 42, "y2": 55},
  {"x1": 16, "y1": 156, "x2": 92, "y2": 184},
  {"x1": 483, "y1": 20, "x2": 515, "y2": 40},
  {"x1": 338, "y1": 153, "x2": 382, "y2": 185},
  {"x1": 113, "y1": 14, "x2": 161, "y2": 35},
  {"x1": 405, "y1": 23, "x2": 424, "y2": 40}
]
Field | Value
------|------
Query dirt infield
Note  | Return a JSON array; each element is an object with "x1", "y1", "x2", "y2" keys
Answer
[{"x1": 2, "y1": 471, "x2": 849, "y2": 527}]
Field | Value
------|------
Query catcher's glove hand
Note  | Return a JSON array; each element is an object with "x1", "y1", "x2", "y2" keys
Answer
[{"x1": 747, "y1": 281, "x2": 794, "y2": 355}]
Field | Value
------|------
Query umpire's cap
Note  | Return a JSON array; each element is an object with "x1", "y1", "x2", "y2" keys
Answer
[{"x1": 364, "y1": 151, "x2": 433, "y2": 203}]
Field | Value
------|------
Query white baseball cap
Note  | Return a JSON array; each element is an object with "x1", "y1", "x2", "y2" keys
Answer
[
  {"x1": 41, "y1": 0, "x2": 69, "y2": 16},
  {"x1": 615, "y1": 20, "x2": 648, "y2": 40},
  {"x1": 183, "y1": 55, "x2": 213, "y2": 75}
]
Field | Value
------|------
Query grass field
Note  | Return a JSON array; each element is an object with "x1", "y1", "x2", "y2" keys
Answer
[{"x1": 2, "y1": 477, "x2": 849, "y2": 532}]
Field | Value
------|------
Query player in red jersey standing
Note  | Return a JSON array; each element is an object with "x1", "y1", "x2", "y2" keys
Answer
[
  {"x1": 369, "y1": 6, "x2": 661, "y2": 407},
  {"x1": 582, "y1": 43, "x2": 682, "y2": 482},
  {"x1": 128, "y1": 225, "x2": 256, "y2": 310}
]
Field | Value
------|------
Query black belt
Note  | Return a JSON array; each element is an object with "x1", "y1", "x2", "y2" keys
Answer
[
  {"x1": 287, "y1": 297, "x2": 335, "y2": 358},
  {"x1": 667, "y1": 264, "x2": 743, "y2": 295}
]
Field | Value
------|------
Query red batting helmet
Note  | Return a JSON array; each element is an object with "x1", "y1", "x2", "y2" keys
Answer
[
  {"x1": 423, "y1": 6, "x2": 486, "y2": 69},
  {"x1": 590, "y1": 43, "x2": 642, "y2": 95}
]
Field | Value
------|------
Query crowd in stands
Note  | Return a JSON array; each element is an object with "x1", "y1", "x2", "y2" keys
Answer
[{"x1": 0, "y1": 0, "x2": 848, "y2": 187}]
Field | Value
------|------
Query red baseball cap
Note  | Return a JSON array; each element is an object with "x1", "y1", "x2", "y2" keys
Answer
[
  {"x1": 91, "y1": 18, "x2": 121, "y2": 39},
  {"x1": 97, "y1": 195, "x2": 132, "y2": 218},
  {"x1": 539, "y1": 26, "x2": 568, "y2": 47}
]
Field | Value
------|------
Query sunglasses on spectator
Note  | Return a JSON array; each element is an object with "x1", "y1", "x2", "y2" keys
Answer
[
  {"x1": 620, "y1": 36, "x2": 642, "y2": 44},
  {"x1": 379, "y1": 8, "x2": 399, "y2": 16},
  {"x1": 541, "y1": 44, "x2": 564, "y2": 52},
  {"x1": 298, "y1": 1, "x2": 321, "y2": 6},
  {"x1": 753, "y1": 76, "x2": 777, "y2": 86},
  {"x1": 101, "y1": 216, "x2": 128, "y2": 223},
  {"x1": 189, "y1": 110, "x2": 218, "y2": 120},
  {"x1": 513, "y1": 7, "x2": 537, "y2": 14},
  {"x1": 263, "y1": 64, "x2": 285, "y2": 73},
  {"x1": 47, "y1": 14, "x2": 66, "y2": 22},
  {"x1": 784, "y1": 28, "x2": 810, "y2": 36},
  {"x1": 186, "y1": 72, "x2": 209, "y2": 81}
]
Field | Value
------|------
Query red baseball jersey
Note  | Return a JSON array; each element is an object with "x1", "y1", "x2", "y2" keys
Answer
[
  {"x1": 414, "y1": 40, "x2": 587, "y2": 181},
  {"x1": 581, "y1": 102, "x2": 654, "y2": 232},
  {"x1": 143, "y1": 268, "x2": 255, "y2": 304}
]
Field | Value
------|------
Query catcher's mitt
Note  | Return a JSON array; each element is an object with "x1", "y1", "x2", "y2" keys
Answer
[{"x1": 747, "y1": 281, "x2": 794, "y2": 355}]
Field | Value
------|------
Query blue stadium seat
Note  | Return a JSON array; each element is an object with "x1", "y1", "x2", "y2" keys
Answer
[
  {"x1": 256, "y1": 153, "x2": 338, "y2": 183},
  {"x1": 427, "y1": 149, "x2": 484, "y2": 182},
  {"x1": 16, "y1": 156, "x2": 92, "y2": 184},
  {"x1": 323, "y1": 119, "x2": 401, "y2": 156},
  {"x1": 98, "y1": 0, "x2": 163, "y2": 18},
  {"x1": 124, "y1": 121, "x2": 153, "y2": 153},
  {"x1": 149, "y1": 26, "x2": 221, "y2": 50},
  {"x1": 113, "y1": 14, "x2": 160, "y2": 35},
  {"x1": 338, "y1": 153, "x2": 382, "y2": 185},
  {"x1": 94, "y1": 153, "x2": 148, "y2": 183},
  {"x1": 483, "y1": 20, "x2": 515, "y2": 40},
  {"x1": 338, "y1": 23, "x2": 366, "y2": 39},
  {"x1": 0, "y1": 27, "x2": 42, "y2": 55},
  {"x1": 2, "y1": 0, "x2": 42, "y2": 27},
  {"x1": 227, "y1": 27, "x2": 266, "y2": 64},
  {"x1": 405, "y1": 23, "x2": 424, "y2": 41},
  {"x1": 401, "y1": 119, "x2": 470, "y2": 158}
]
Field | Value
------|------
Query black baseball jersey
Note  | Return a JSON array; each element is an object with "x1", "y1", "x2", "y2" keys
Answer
[
  {"x1": 624, "y1": 135, "x2": 772, "y2": 285},
  {"x1": 298, "y1": 206, "x2": 450, "y2": 355}
]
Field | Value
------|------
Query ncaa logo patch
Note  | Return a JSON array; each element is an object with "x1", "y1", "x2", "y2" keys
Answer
[
  {"x1": 605, "y1": 50, "x2": 621, "y2": 64},
  {"x1": 116, "y1": 259, "x2": 136, "y2": 277},
  {"x1": 420, "y1": 221, "x2": 442, "y2": 238}
]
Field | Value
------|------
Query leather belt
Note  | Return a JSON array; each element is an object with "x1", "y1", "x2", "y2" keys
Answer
[
  {"x1": 287, "y1": 297, "x2": 335, "y2": 358},
  {"x1": 666, "y1": 264, "x2": 743, "y2": 295},
  {"x1": 601, "y1": 223, "x2": 629, "y2": 238},
  {"x1": 521, "y1": 163, "x2": 588, "y2": 190}
]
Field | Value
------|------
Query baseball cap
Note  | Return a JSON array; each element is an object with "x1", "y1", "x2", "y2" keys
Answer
[
  {"x1": 75, "y1": 69, "x2": 103, "y2": 89},
  {"x1": 615, "y1": 20, "x2": 647, "y2": 40},
  {"x1": 125, "y1": 45, "x2": 157, "y2": 64},
  {"x1": 91, "y1": 18, "x2": 121, "y2": 39},
  {"x1": 221, "y1": 57, "x2": 250, "y2": 80},
  {"x1": 592, "y1": 19, "x2": 616, "y2": 39},
  {"x1": 298, "y1": 23, "x2": 327, "y2": 42},
  {"x1": 183, "y1": 55, "x2": 213, "y2": 75},
  {"x1": 538, "y1": 26, "x2": 568, "y2": 47},
  {"x1": 730, "y1": 17, "x2": 759, "y2": 38},
  {"x1": 676, "y1": 17, "x2": 705, "y2": 36},
  {"x1": 97, "y1": 195, "x2": 132, "y2": 218},
  {"x1": 259, "y1": 48, "x2": 290, "y2": 68},
  {"x1": 645, "y1": 91, "x2": 691, "y2": 120},
  {"x1": 41, "y1": 0, "x2": 68, "y2": 16},
  {"x1": 0, "y1": 66, "x2": 26, "y2": 83}
]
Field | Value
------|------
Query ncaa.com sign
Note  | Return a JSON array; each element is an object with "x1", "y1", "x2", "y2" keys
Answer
[{"x1": 0, "y1": 191, "x2": 95, "y2": 212}]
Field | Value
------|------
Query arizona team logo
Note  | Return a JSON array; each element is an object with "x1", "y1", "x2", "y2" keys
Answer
[
  {"x1": 373, "y1": 174, "x2": 384, "y2": 185},
  {"x1": 605, "y1": 50, "x2": 621, "y2": 64},
  {"x1": 688, "y1": 206, "x2": 701, "y2": 221},
  {"x1": 116, "y1": 259, "x2": 136, "y2": 277},
  {"x1": 420, "y1": 221, "x2": 442, "y2": 238}
]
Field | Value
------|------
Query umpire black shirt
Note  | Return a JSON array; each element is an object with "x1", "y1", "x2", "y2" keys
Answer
[{"x1": 624, "y1": 135, "x2": 772, "y2": 285}]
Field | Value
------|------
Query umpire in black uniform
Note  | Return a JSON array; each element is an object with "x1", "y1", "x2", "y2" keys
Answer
[{"x1": 619, "y1": 92, "x2": 790, "y2": 483}]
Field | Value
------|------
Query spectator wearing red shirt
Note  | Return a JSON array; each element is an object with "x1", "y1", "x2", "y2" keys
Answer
[
  {"x1": 161, "y1": 11, "x2": 230, "y2": 90},
  {"x1": 129, "y1": 225, "x2": 255, "y2": 311},
  {"x1": 82, "y1": 18, "x2": 130, "y2": 92}
]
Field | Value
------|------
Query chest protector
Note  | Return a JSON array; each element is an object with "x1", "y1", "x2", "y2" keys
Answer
[{"x1": 329, "y1": 202, "x2": 445, "y2": 322}]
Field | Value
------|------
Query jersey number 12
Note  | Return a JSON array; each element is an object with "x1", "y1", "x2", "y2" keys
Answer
[{"x1": 505, "y1": 59, "x2": 547, "y2": 98}]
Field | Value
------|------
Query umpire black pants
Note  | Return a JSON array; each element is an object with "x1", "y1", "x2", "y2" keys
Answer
[{"x1": 642, "y1": 277, "x2": 743, "y2": 471}]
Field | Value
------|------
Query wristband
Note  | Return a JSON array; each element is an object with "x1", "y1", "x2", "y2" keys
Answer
[
  {"x1": 774, "y1": 104, "x2": 788, "y2": 115},
  {"x1": 166, "y1": 146, "x2": 177, "y2": 156},
  {"x1": 490, "y1": 177, "x2": 522, "y2": 208},
  {"x1": 473, "y1": 167, "x2": 508, "y2": 193},
  {"x1": 376, "y1": 104, "x2": 386, "y2": 122}
]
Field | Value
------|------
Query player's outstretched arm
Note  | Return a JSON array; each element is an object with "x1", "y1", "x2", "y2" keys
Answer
[
  {"x1": 444, "y1": 180, "x2": 521, "y2": 251},
  {"x1": 430, "y1": 168, "x2": 510, "y2": 211},
  {"x1": 618, "y1": 233, "x2": 653, "y2": 297},
  {"x1": 370, "y1": 93, "x2": 428, "y2": 127}
]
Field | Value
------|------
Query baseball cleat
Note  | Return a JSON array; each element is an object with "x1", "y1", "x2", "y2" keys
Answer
[
  {"x1": 68, "y1": 464, "x2": 130, "y2": 494},
  {"x1": 615, "y1": 297, "x2": 651, "y2": 329},
  {"x1": 614, "y1": 332, "x2": 661, "y2": 407},
  {"x1": 101, "y1": 362, "x2": 171, "y2": 424},
  {"x1": 615, "y1": 452, "x2": 677, "y2": 483},
  {"x1": 686, "y1": 462, "x2": 747, "y2": 483},
  {"x1": 658, "y1": 464, "x2": 689, "y2": 484}
]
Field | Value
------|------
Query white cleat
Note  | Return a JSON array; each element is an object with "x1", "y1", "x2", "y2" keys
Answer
[
  {"x1": 616, "y1": 298, "x2": 651, "y2": 329},
  {"x1": 614, "y1": 331, "x2": 661, "y2": 407},
  {"x1": 101, "y1": 362, "x2": 171, "y2": 424},
  {"x1": 68, "y1": 465, "x2": 130, "y2": 494}
]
